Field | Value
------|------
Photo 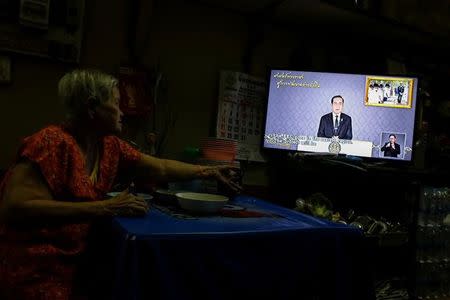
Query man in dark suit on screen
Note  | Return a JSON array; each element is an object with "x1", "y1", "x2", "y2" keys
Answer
[
  {"x1": 397, "y1": 83, "x2": 405, "y2": 104},
  {"x1": 317, "y1": 95, "x2": 353, "y2": 140},
  {"x1": 380, "y1": 134, "x2": 401, "y2": 157}
]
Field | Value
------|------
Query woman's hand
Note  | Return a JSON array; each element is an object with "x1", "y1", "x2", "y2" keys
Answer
[
  {"x1": 207, "y1": 165, "x2": 242, "y2": 194},
  {"x1": 105, "y1": 188, "x2": 149, "y2": 217}
]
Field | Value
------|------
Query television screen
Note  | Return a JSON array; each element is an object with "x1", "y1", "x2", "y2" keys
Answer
[{"x1": 263, "y1": 70, "x2": 418, "y2": 161}]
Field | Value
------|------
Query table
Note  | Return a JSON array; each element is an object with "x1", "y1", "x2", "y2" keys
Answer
[{"x1": 106, "y1": 195, "x2": 374, "y2": 300}]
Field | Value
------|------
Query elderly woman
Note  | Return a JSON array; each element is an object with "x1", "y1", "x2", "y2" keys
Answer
[{"x1": 0, "y1": 69, "x2": 240, "y2": 299}]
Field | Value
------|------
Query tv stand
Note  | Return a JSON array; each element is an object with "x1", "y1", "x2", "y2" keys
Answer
[{"x1": 267, "y1": 152, "x2": 450, "y2": 299}]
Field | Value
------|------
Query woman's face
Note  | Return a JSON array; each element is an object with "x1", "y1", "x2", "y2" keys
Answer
[{"x1": 94, "y1": 87, "x2": 123, "y2": 135}]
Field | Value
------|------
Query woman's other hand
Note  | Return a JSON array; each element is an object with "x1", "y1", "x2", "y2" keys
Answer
[
  {"x1": 105, "y1": 188, "x2": 149, "y2": 217},
  {"x1": 209, "y1": 165, "x2": 242, "y2": 194}
]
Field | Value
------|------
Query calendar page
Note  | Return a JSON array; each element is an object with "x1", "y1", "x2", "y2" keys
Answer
[{"x1": 216, "y1": 71, "x2": 266, "y2": 162}]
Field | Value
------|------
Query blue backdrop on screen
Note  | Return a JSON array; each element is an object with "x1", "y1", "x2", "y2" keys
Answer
[{"x1": 263, "y1": 70, "x2": 418, "y2": 161}]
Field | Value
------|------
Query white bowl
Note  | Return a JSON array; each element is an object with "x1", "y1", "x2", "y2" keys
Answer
[{"x1": 175, "y1": 192, "x2": 229, "y2": 214}]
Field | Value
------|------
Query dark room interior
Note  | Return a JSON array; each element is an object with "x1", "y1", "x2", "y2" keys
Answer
[{"x1": 0, "y1": 0, "x2": 449, "y2": 299}]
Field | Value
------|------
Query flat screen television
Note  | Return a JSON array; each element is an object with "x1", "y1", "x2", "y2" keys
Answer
[{"x1": 263, "y1": 70, "x2": 418, "y2": 161}]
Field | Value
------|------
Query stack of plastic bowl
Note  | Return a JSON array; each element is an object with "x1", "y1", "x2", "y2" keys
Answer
[
  {"x1": 168, "y1": 138, "x2": 240, "y2": 195},
  {"x1": 195, "y1": 138, "x2": 239, "y2": 194},
  {"x1": 200, "y1": 137, "x2": 237, "y2": 162}
]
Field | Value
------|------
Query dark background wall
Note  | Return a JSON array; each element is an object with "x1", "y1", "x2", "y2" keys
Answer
[
  {"x1": 0, "y1": 0, "x2": 449, "y2": 190},
  {"x1": 0, "y1": 0, "x2": 128, "y2": 167}
]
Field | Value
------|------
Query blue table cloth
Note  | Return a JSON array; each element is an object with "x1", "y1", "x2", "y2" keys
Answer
[{"x1": 108, "y1": 195, "x2": 374, "y2": 300}]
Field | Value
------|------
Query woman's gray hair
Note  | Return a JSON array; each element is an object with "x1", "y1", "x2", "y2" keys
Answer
[{"x1": 58, "y1": 69, "x2": 118, "y2": 120}]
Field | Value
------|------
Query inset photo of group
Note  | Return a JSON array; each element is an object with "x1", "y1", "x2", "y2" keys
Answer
[{"x1": 365, "y1": 76, "x2": 414, "y2": 108}]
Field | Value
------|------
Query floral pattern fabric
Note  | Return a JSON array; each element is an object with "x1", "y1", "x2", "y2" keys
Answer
[{"x1": 0, "y1": 125, "x2": 141, "y2": 300}]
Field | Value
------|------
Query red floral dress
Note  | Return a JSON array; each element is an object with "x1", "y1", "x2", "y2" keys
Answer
[{"x1": 0, "y1": 125, "x2": 141, "y2": 300}]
